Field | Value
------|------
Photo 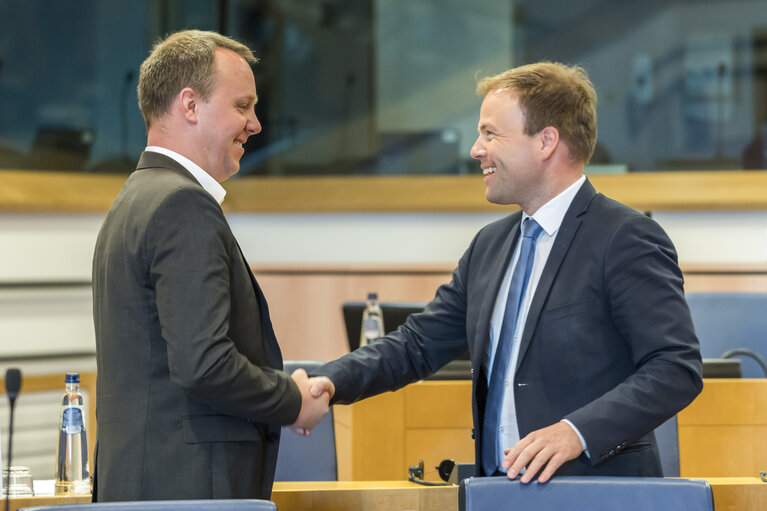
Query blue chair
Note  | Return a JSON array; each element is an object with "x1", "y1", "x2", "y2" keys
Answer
[
  {"x1": 274, "y1": 360, "x2": 337, "y2": 481},
  {"x1": 654, "y1": 415, "x2": 680, "y2": 477},
  {"x1": 459, "y1": 476, "x2": 713, "y2": 511},
  {"x1": 686, "y1": 292, "x2": 767, "y2": 378},
  {"x1": 20, "y1": 500, "x2": 275, "y2": 511}
]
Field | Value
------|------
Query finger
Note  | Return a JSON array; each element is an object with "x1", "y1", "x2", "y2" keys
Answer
[
  {"x1": 291, "y1": 368, "x2": 308, "y2": 380},
  {"x1": 309, "y1": 379, "x2": 332, "y2": 397},
  {"x1": 507, "y1": 443, "x2": 539, "y2": 480},
  {"x1": 520, "y1": 449, "x2": 550, "y2": 484},
  {"x1": 502, "y1": 438, "x2": 530, "y2": 474},
  {"x1": 536, "y1": 454, "x2": 565, "y2": 484}
]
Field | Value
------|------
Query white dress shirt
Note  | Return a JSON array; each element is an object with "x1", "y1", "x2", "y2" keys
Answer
[
  {"x1": 487, "y1": 175, "x2": 587, "y2": 465},
  {"x1": 145, "y1": 146, "x2": 227, "y2": 205}
]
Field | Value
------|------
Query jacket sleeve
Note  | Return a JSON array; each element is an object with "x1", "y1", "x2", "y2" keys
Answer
[
  {"x1": 564, "y1": 213, "x2": 703, "y2": 464},
  {"x1": 147, "y1": 185, "x2": 301, "y2": 426},
  {"x1": 313, "y1": 228, "x2": 483, "y2": 405}
]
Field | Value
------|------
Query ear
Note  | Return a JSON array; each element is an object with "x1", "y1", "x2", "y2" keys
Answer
[
  {"x1": 178, "y1": 88, "x2": 199, "y2": 124},
  {"x1": 539, "y1": 126, "x2": 560, "y2": 160}
]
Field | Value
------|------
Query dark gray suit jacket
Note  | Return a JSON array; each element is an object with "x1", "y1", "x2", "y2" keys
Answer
[
  {"x1": 316, "y1": 178, "x2": 703, "y2": 477},
  {"x1": 92, "y1": 152, "x2": 301, "y2": 501}
]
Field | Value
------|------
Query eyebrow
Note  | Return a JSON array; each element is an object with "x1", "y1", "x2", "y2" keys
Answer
[
  {"x1": 478, "y1": 122, "x2": 494, "y2": 133},
  {"x1": 239, "y1": 94, "x2": 257, "y2": 105}
]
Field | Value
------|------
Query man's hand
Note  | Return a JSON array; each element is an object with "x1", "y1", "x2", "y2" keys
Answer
[
  {"x1": 502, "y1": 421, "x2": 583, "y2": 483},
  {"x1": 309, "y1": 375, "x2": 335, "y2": 400},
  {"x1": 289, "y1": 368, "x2": 330, "y2": 436}
]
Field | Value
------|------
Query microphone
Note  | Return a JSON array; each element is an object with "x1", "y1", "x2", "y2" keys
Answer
[
  {"x1": 5, "y1": 368, "x2": 22, "y2": 511},
  {"x1": 5, "y1": 369, "x2": 20, "y2": 402}
]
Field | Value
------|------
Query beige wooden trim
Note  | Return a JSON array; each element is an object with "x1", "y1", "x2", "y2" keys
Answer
[
  {"x1": 252, "y1": 263, "x2": 456, "y2": 275},
  {"x1": 3, "y1": 169, "x2": 767, "y2": 213},
  {"x1": 681, "y1": 263, "x2": 767, "y2": 274}
]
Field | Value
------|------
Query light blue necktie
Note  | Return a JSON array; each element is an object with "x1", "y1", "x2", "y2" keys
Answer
[{"x1": 481, "y1": 217, "x2": 544, "y2": 475}]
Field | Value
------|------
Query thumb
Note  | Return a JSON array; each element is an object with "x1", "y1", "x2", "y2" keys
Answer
[{"x1": 310, "y1": 382, "x2": 328, "y2": 397}]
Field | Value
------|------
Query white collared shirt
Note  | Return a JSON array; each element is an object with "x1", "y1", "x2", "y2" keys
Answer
[
  {"x1": 145, "y1": 146, "x2": 227, "y2": 205},
  {"x1": 487, "y1": 174, "x2": 587, "y2": 465}
]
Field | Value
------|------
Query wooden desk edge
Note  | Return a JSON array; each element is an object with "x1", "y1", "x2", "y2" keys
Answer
[{"x1": 4, "y1": 170, "x2": 767, "y2": 213}]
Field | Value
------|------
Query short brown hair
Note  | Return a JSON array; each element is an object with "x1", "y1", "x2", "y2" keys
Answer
[
  {"x1": 137, "y1": 30, "x2": 257, "y2": 130},
  {"x1": 477, "y1": 62, "x2": 597, "y2": 164}
]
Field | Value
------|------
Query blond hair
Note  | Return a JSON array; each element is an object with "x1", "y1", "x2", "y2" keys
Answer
[
  {"x1": 477, "y1": 62, "x2": 597, "y2": 164},
  {"x1": 138, "y1": 30, "x2": 257, "y2": 130}
]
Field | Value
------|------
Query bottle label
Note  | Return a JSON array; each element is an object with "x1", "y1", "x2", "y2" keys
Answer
[
  {"x1": 363, "y1": 317, "x2": 384, "y2": 343},
  {"x1": 363, "y1": 317, "x2": 381, "y2": 333},
  {"x1": 62, "y1": 408, "x2": 84, "y2": 434}
]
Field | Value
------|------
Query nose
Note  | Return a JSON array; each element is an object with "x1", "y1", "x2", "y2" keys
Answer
[
  {"x1": 470, "y1": 136, "x2": 485, "y2": 160},
  {"x1": 246, "y1": 109, "x2": 262, "y2": 137}
]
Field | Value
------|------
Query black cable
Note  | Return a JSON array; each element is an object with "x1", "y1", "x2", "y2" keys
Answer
[
  {"x1": 410, "y1": 477, "x2": 449, "y2": 487},
  {"x1": 722, "y1": 348, "x2": 767, "y2": 378},
  {"x1": 408, "y1": 459, "x2": 450, "y2": 486}
]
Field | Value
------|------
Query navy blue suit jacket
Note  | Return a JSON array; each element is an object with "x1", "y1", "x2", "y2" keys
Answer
[{"x1": 316, "y1": 178, "x2": 703, "y2": 476}]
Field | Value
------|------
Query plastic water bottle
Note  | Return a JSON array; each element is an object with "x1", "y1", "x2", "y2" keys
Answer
[
  {"x1": 359, "y1": 292, "x2": 385, "y2": 347},
  {"x1": 54, "y1": 372, "x2": 91, "y2": 496}
]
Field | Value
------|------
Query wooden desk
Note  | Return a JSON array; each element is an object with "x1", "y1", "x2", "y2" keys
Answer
[
  {"x1": 708, "y1": 477, "x2": 767, "y2": 511},
  {"x1": 272, "y1": 481, "x2": 456, "y2": 511},
  {"x1": 333, "y1": 380, "x2": 474, "y2": 481},
  {"x1": 7, "y1": 495, "x2": 91, "y2": 511},
  {"x1": 335, "y1": 379, "x2": 767, "y2": 481},
  {"x1": 274, "y1": 479, "x2": 765, "y2": 511},
  {"x1": 678, "y1": 379, "x2": 767, "y2": 477},
  {"x1": 7, "y1": 478, "x2": 765, "y2": 511},
  {"x1": 5, "y1": 483, "x2": 457, "y2": 511}
]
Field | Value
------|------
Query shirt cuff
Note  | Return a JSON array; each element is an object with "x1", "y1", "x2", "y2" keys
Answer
[{"x1": 561, "y1": 419, "x2": 590, "y2": 459}]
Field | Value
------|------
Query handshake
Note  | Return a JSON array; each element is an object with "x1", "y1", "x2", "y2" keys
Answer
[{"x1": 288, "y1": 368, "x2": 335, "y2": 436}]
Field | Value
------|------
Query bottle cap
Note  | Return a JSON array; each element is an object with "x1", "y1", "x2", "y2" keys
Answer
[
  {"x1": 367, "y1": 292, "x2": 378, "y2": 300},
  {"x1": 65, "y1": 372, "x2": 80, "y2": 384}
]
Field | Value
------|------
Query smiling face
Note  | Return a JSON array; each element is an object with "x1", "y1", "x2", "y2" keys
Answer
[
  {"x1": 470, "y1": 89, "x2": 544, "y2": 210},
  {"x1": 195, "y1": 48, "x2": 261, "y2": 182}
]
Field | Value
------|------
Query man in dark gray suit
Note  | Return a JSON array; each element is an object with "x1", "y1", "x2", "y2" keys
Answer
[
  {"x1": 310, "y1": 62, "x2": 702, "y2": 483},
  {"x1": 92, "y1": 30, "x2": 329, "y2": 501}
]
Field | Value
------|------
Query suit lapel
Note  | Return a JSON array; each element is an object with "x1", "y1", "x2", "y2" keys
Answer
[
  {"x1": 515, "y1": 179, "x2": 597, "y2": 371},
  {"x1": 473, "y1": 213, "x2": 523, "y2": 372},
  {"x1": 234, "y1": 241, "x2": 284, "y2": 370},
  {"x1": 138, "y1": 150, "x2": 284, "y2": 369}
]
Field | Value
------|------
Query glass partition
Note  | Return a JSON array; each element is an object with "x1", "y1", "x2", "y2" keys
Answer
[{"x1": 1, "y1": 0, "x2": 765, "y2": 176}]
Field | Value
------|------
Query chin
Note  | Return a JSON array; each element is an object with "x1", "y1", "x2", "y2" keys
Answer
[
  {"x1": 484, "y1": 189, "x2": 503, "y2": 205},
  {"x1": 485, "y1": 190, "x2": 514, "y2": 206},
  {"x1": 225, "y1": 162, "x2": 241, "y2": 179}
]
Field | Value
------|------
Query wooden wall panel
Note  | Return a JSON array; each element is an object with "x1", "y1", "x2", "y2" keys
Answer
[
  {"x1": 254, "y1": 263, "x2": 767, "y2": 362},
  {"x1": 253, "y1": 265, "x2": 453, "y2": 362}
]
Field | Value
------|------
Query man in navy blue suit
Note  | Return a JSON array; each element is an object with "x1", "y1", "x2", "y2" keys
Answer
[{"x1": 310, "y1": 62, "x2": 702, "y2": 482}]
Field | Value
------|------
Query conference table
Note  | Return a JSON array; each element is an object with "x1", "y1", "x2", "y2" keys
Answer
[{"x1": 6, "y1": 477, "x2": 766, "y2": 511}]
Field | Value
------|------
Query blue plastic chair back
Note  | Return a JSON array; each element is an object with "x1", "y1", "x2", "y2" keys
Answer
[
  {"x1": 274, "y1": 360, "x2": 338, "y2": 481},
  {"x1": 654, "y1": 415, "x2": 680, "y2": 477},
  {"x1": 20, "y1": 500, "x2": 275, "y2": 511},
  {"x1": 460, "y1": 476, "x2": 713, "y2": 511},
  {"x1": 686, "y1": 292, "x2": 767, "y2": 377}
]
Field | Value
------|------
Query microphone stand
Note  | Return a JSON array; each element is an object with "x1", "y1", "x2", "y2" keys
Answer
[{"x1": 4, "y1": 368, "x2": 22, "y2": 511}]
